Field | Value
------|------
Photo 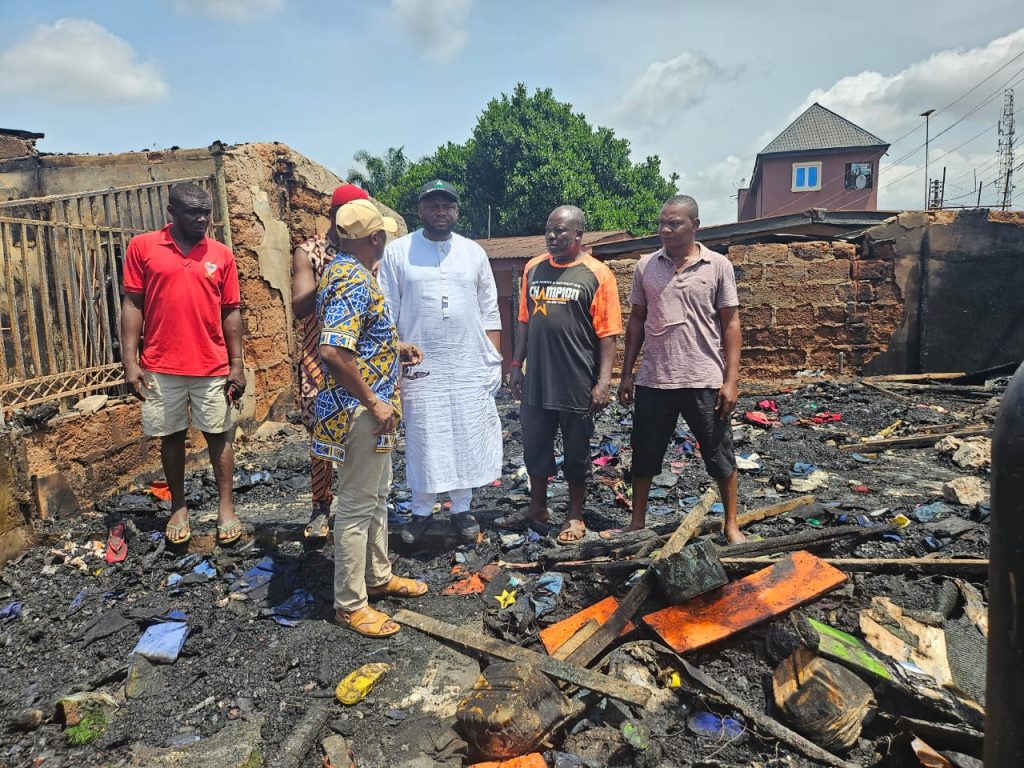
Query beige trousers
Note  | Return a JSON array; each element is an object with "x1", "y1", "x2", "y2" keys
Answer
[{"x1": 333, "y1": 406, "x2": 394, "y2": 612}]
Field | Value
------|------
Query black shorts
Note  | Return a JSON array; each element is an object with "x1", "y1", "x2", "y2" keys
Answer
[
  {"x1": 520, "y1": 402, "x2": 595, "y2": 485},
  {"x1": 631, "y1": 386, "x2": 736, "y2": 480}
]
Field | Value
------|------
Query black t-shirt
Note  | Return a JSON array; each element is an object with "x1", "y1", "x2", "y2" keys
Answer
[{"x1": 518, "y1": 253, "x2": 622, "y2": 412}]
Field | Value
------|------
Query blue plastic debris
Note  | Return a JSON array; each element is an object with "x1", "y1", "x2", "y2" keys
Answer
[
  {"x1": 855, "y1": 515, "x2": 875, "y2": 528},
  {"x1": 911, "y1": 501, "x2": 950, "y2": 523},
  {"x1": 790, "y1": 462, "x2": 817, "y2": 478},
  {"x1": 680, "y1": 496, "x2": 700, "y2": 508},
  {"x1": 230, "y1": 556, "x2": 277, "y2": 593},
  {"x1": 267, "y1": 589, "x2": 316, "y2": 627},
  {"x1": 710, "y1": 502, "x2": 724, "y2": 515},
  {"x1": 922, "y1": 536, "x2": 943, "y2": 552},
  {"x1": 149, "y1": 531, "x2": 164, "y2": 542},
  {"x1": 780, "y1": 415, "x2": 799, "y2": 425},
  {"x1": 68, "y1": 590, "x2": 86, "y2": 614},
  {"x1": 133, "y1": 620, "x2": 189, "y2": 663},
  {"x1": 0, "y1": 602, "x2": 22, "y2": 623},
  {"x1": 688, "y1": 711, "x2": 744, "y2": 741},
  {"x1": 530, "y1": 572, "x2": 564, "y2": 620},
  {"x1": 881, "y1": 533, "x2": 903, "y2": 543},
  {"x1": 850, "y1": 453, "x2": 876, "y2": 464},
  {"x1": 192, "y1": 561, "x2": 216, "y2": 579},
  {"x1": 167, "y1": 574, "x2": 183, "y2": 588}
]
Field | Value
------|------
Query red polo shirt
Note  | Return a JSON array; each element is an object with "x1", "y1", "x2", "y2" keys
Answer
[{"x1": 123, "y1": 226, "x2": 241, "y2": 376}]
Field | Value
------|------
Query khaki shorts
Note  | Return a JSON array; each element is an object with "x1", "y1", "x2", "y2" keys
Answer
[{"x1": 140, "y1": 370, "x2": 233, "y2": 437}]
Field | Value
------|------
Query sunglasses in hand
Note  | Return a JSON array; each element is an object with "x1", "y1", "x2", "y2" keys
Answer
[{"x1": 403, "y1": 366, "x2": 430, "y2": 380}]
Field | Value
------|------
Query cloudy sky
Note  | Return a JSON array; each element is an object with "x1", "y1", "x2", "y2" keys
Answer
[{"x1": 2, "y1": 1, "x2": 1022, "y2": 224}]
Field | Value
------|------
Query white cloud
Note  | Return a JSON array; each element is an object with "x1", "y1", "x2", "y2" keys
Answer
[
  {"x1": 617, "y1": 51, "x2": 733, "y2": 130},
  {"x1": 797, "y1": 28, "x2": 1024, "y2": 142},
  {"x1": 175, "y1": 0, "x2": 283, "y2": 21},
  {"x1": 0, "y1": 18, "x2": 168, "y2": 105},
  {"x1": 391, "y1": 0, "x2": 473, "y2": 62}
]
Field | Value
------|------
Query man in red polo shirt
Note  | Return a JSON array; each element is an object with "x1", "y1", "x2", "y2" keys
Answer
[{"x1": 120, "y1": 182, "x2": 245, "y2": 546}]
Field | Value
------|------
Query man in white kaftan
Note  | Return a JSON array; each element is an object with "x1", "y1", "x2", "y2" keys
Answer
[{"x1": 378, "y1": 180, "x2": 503, "y2": 545}]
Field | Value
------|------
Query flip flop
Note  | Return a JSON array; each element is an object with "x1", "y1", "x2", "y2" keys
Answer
[
  {"x1": 217, "y1": 519, "x2": 243, "y2": 546},
  {"x1": 556, "y1": 521, "x2": 587, "y2": 546},
  {"x1": 304, "y1": 511, "x2": 330, "y2": 539},
  {"x1": 165, "y1": 518, "x2": 191, "y2": 546},
  {"x1": 367, "y1": 575, "x2": 428, "y2": 598},
  {"x1": 598, "y1": 528, "x2": 625, "y2": 541},
  {"x1": 494, "y1": 509, "x2": 549, "y2": 530},
  {"x1": 335, "y1": 606, "x2": 400, "y2": 639},
  {"x1": 104, "y1": 523, "x2": 128, "y2": 563}
]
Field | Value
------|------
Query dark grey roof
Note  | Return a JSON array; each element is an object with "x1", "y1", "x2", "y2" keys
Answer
[{"x1": 760, "y1": 103, "x2": 887, "y2": 155}]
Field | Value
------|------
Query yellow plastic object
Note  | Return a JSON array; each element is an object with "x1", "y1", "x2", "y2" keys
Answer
[
  {"x1": 335, "y1": 662, "x2": 392, "y2": 706},
  {"x1": 892, "y1": 513, "x2": 912, "y2": 529},
  {"x1": 495, "y1": 589, "x2": 517, "y2": 609}
]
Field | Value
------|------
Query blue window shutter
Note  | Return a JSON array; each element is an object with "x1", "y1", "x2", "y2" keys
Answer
[
  {"x1": 808, "y1": 166, "x2": 818, "y2": 187},
  {"x1": 795, "y1": 167, "x2": 805, "y2": 188}
]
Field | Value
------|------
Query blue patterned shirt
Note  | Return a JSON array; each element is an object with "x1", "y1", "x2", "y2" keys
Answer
[{"x1": 311, "y1": 253, "x2": 401, "y2": 463}]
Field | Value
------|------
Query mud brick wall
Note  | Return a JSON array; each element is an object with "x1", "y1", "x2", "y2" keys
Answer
[
  {"x1": 731, "y1": 241, "x2": 903, "y2": 379},
  {"x1": 604, "y1": 241, "x2": 905, "y2": 382}
]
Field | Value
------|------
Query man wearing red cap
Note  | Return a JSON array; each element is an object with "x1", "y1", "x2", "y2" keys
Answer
[{"x1": 291, "y1": 183, "x2": 370, "y2": 540}]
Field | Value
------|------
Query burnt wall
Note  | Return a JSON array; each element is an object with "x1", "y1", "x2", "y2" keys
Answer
[{"x1": 864, "y1": 209, "x2": 1024, "y2": 374}]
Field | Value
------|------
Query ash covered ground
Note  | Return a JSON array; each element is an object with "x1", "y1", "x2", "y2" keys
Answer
[{"x1": 0, "y1": 379, "x2": 995, "y2": 768}]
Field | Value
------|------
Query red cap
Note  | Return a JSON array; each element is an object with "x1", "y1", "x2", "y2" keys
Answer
[{"x1": 330, "y1": 184, "x2": 370, "y2": 208}]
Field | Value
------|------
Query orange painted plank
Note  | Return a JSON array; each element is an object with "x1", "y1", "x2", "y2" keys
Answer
[
  {"x1": 470, "y1": 754, "x2": 546, "y2": 768},
  {"x1": 642, "y1": 551, "x2": 847, "y2": 654},
  {"x1": 539, "y1": 596, "x2": 636, "y2": 656}
]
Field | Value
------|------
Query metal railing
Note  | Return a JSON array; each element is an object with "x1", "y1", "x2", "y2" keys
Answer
[{"x1": 0, "y1": 176, "x2": 224, "y2": 412}]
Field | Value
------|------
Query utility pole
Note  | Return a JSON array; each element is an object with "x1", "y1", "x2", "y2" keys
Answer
[
  {"x1": 930, "y1": 179, "x2": 942, "y2": 209},
  {"x1": 920, "y1": 108, "x2": 935, "y2": 210},
  {"x1": 998, "y1": 89, "x2": 1016, "y2": 210},
  {"x1": 939, "y1": 166, "x2": 947, "y2": 208}
]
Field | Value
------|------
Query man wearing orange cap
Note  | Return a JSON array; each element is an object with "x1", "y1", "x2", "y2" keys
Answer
[{"x1": 292, "y1": 184, "x2": 370, "y2": 540}]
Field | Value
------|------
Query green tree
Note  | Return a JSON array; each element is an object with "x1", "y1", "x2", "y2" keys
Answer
[
  {"x1": 378, "y1": 84, "x2": 677, "y2": 238},
  {"x1": 347, "y1": 146, "x2": 412, "y2": 198}
]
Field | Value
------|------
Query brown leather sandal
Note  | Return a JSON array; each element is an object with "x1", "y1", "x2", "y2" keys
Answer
[
  {"x1": 335, "y1": 606, "x2": 400, "y2": 638},
  {"x1": 366, "y1": 575, "x2": 428, "y2": 598}
]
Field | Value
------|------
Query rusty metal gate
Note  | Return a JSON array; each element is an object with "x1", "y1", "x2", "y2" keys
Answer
[{"x1": 0, "y1": 177, "x2": 226, "y2": 413}]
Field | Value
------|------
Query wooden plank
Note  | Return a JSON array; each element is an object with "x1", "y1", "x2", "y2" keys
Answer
[
  {"x1": 717, "y1": 523, "x2": 894, "y2": 559},
  {"x1": 643, "y1": 551, "x2": 847, "y2": 654},
  {"x1": 564, "y1": 487, "x2": 717, "y2": 668},
  {"x1": 550, "y1": 619, "x2": 598, "y2": 661},
  {"x1": 539, "y1": 596, "x2": 634, "y2": 656},
  {"x1": 699, "y1": 494, "x2": 815, "y2": 536},
  {"x1": 839, "y1": 426, "x2": 991, "y2": 452},
  {"x1": 17, "y1": 223, "x2": 42, "y2": 377},
  {"x1": 861, "y1": 379, "x2": 914, "y2": 403},
  {"x1": 1, "y1": 222, "x2": 27, "y2": 379},
  {"x1": 864, "y1": 372, "x2": 966, "y2": 382},
  {"x1": 723, "y1": 557, "x2": 989, "y2": 575},
  {"x1": 32, "y1": 219, "x2": 57, "y2": 376},
  {"x1": 393, "y1": 610, "x2": 651, "y2": 708}
]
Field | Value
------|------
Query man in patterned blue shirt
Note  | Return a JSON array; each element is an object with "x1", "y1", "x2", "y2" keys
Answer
[{"x1": 314, "y1": 199, "x2": 426, "y2": 638}]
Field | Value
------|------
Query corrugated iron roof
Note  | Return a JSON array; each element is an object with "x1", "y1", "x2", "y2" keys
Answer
[
  {"x1": 479, "y1": 230, "x2": 631, "y2": 260},
  {"x1": 760, "y1": 103, "x2": 887, "y2": 155}
]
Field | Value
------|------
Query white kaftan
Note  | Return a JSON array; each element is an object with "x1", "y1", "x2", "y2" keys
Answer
[{"x1": 379, "y1": 230, "x2": 503, "y2": 495}]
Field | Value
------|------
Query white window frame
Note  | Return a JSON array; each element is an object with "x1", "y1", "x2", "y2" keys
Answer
[{"x1": 791, "y1": 161, "x2": 822, "y2": 192}]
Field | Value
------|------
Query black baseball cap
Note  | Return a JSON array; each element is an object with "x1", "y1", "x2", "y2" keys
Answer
[{"x1": 417, "y1": 179, "x2": 459, "y2": 203}]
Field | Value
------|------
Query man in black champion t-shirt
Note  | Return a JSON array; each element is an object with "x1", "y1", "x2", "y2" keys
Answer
[{"x1": 502, "y1": 206, "x2": 622, "y2": 544}]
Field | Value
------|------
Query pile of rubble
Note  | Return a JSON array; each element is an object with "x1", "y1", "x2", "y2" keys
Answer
[{"x1": 0, "y1": 372, "x2": 999, "y2": 768}]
